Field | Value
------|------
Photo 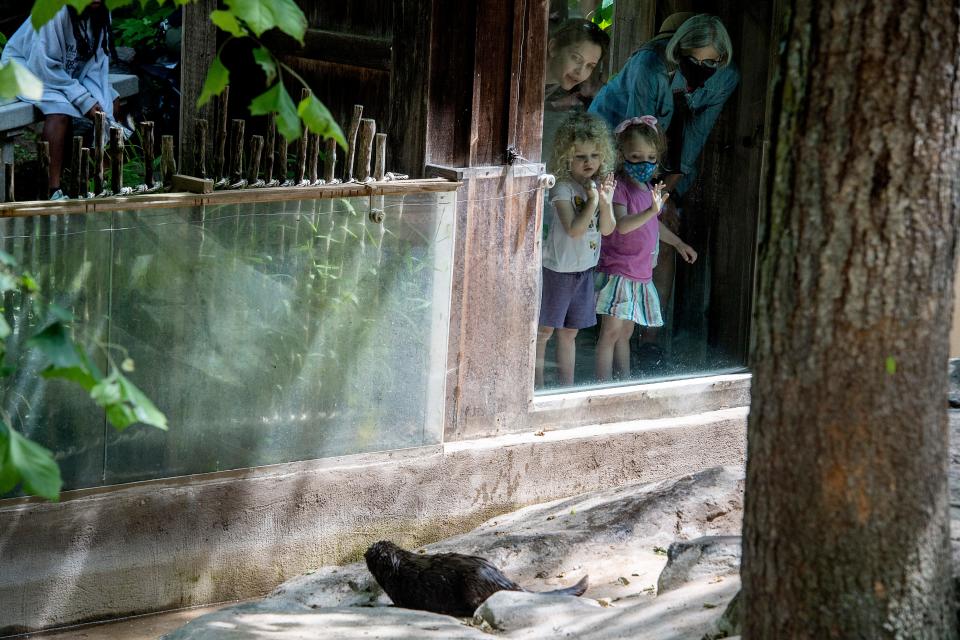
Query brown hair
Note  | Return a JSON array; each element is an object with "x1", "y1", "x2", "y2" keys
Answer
[
  {"x1": 549, "y1": 19, "x2": 610, "y2": 62},
  {"x1": 615, "y1": 118, "x2": 667, "y2": 174}
]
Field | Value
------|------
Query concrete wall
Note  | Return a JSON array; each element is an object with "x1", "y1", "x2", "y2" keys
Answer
[{"x1": 0, "y1": 407, "x2": 747, "y2": 635}]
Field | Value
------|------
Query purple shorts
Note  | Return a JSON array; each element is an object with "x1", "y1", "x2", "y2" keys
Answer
[{"x1": 539, "y1": 266, "x2": 598, "y2": 329}]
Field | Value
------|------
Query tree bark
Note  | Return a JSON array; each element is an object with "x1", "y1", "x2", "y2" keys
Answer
[{"x1": 742, "y1": 2, "x2": 960, "y2": 638}]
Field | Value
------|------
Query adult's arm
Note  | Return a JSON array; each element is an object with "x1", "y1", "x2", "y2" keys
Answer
[{"x1": 627, "y1": 51, "x2": 673, "y2": 127}]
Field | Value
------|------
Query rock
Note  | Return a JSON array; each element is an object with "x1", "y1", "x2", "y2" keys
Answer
[
  {"x1": 702, "y1": 589, "x2": 742, "y2": 639},
  {"x1": 161, "y1": 600, "x2": 489, "y2": 640},
  {"x1": 165, "y1": 466, "x2": 745, "y2": 640},
  {"x1": 657, "y1": 536, "x2": 742, "y2": 594},
  {"x1": 474, "y1": 590, "x2": 602, "y2": 631}
]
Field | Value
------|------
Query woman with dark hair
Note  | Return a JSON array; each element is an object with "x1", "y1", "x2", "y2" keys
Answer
[
  {"x1": 2, "y1": 0, "x2": 121, "y2": 199},
  {"x1": 542, "y1": 19, "x2": 610, "y2": 159}
]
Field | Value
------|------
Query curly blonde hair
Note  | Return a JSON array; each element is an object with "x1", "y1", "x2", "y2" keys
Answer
[{"x1": 548, "y1": 112, "x2": 616, "y2": 183}]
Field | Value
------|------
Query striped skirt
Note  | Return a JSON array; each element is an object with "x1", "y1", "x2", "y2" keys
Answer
[{"x1": 595, "y1": 272, "x2": 663, "y2": 327}]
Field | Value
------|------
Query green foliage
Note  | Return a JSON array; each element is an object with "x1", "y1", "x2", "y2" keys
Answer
[
  {"x1": 0, "y1": 60, "x2": 43, "y2": 101},
  {"x1": 591, "y1": 0, "x2": 614, "y2": 31},
  {"x1": 0, "y1": 251, "x2": 167, "y2": 501},
  {"x1": 26, "y1": 0, "x2": 343, "y2": 148},
  {"x1": 113, "y1": 4, "x2": 175, "y2": 50}
]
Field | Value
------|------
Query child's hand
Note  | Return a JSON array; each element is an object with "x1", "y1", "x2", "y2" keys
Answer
[
  {"x1": 677, "y1": 242, "x2": 698, "y2": 264},
  {"x1": 652, "y1": 181, "x2": 670, "y2": 212},
  {"x1": 585, "y1": 180, "x2": 600, "y2": 200},
  {"x1": 599, "y1": 174, "x2": 616, "y2": 205}
]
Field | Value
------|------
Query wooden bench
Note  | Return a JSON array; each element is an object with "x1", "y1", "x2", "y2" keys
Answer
[{"x1": 0, "y1": 73, "x2": 139, "y2": 200}]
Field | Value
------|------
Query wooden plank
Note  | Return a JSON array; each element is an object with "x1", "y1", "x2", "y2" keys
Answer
[
  {"x1": 507, "y1": 0, "x2": 549, "y2": 162},
  {"x1": 425, "y1": 1, "x2": 476, "y2": 167},
  {"x1": 468, "y1": 0, "x2": 514, "y2": 166},
  {"x1": 171, "y1": 174, "x2": 214, "y2": 194},
  {"x1": 387, "y1": 0, "x2": 432, "y2": 176},
  {"x1": 0, "y1": 178, "x2": 460, "y2": 217},
  {"x1": 610, "y1": 0, "x2": 656, "y2": 75},
  {"x1": 179, "y1": 0, "x2": 218, "y2": 173},
  {"x1": 262, "y1": 28, "x2": 392, "y2": 71}
]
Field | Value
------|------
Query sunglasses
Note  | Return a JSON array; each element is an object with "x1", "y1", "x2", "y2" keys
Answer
[{"x1": 683, "y1": 54, "x2": 723, "y2": 69}]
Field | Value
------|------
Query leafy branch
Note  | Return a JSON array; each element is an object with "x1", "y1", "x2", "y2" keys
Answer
[{"x1": 0, "y1": 249, "x2": 167, "y2": 501}]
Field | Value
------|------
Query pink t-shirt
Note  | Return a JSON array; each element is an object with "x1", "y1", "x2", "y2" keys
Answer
[{"x1": 596, "y1": 178, "x2": 659, "y2": 282}]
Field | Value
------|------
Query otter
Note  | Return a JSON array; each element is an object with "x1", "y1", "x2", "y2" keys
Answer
[{"x1": 364, "y1": 540, "x2": 589, "y2": 617}]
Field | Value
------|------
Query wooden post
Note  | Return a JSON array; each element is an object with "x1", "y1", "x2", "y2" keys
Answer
[
  {"x1": 110, "y1": 127, "x2": 123, "y2": 194},
  {"x1": 344, "y1": 104, "x2": 363, "y2": 181},
  {"x1": 247, "y1": 134, "x2": 263, "y2": 185},
  {"x1": 161, "y1": 135, "x2": 176, "y2": 188},
  {"x1": 140, "y1": 121, "x2": 155, "y2": 188},
  {"x1": 356, "y1": 118, "x2": 376, "y2": 181},
  {"x1": 374, "y1": 133, "x2": 387, "y2": 181},
  {"x1": 69, "y1": 135, "x2": 82, "y2": 198},
  {"x1": 194, "y1": 118, "x2": 208, "y2": 179},
  {"x1": 79, "y1": 147, "x2": 90, "y2": 197},
  {"x1": 37, "y1": 141, "x2": 50, "y2": 200},
  {"x1": 215, "y1": 86, "x2": 229, "y2": 179},
  {"x1": 323, "y1": 138, "x2": 337, "y2": 183},
  {"x1": 276, "y1": 135, "x2": 288, "y2": 184},
  {"x1": 3, "y1": 162, "x2": 13, "y2": 202},
  {"x1": 229, "y1": 118, "x2": 245, "y2": 183},
  {"x1": 94, "y1": 111, "x2": 105, "y2": 194},
  {"x1": 264, "y1": 113, "x2": 276, "y2": 183},
  {"x1": 308, "y1": 132, "x2": 321, "y2": 183}
]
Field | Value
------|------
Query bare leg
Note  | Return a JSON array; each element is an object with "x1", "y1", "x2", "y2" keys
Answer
[
  {"x1": 535, "y1": 325, "x2": 555, "y2": 388},
  {"x1": 554, "y1": 327, "x2": 579, "y2": 387},
  {"x1": 43, "y1": 114, "x2": 70, "y2": 192},
  {"x1": 596, "y1": 315, "x2": 628, "y2": 382},
  {"x1": 613, "y1": 321, "x2": 635, "y2": 379}
]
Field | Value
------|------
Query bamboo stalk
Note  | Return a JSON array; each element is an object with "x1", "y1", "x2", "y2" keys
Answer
[
  {"x1": 247, "y1": 134, "x2": 263, "y2": 185},
  {"x1": 79, "y1": 147, "x2": 90, "y2": 197},
  {"x1": 69, "y1": 136, "x2": 82, "y2": 198},
  {"x1": 140, "y1": 121, "x2": 155, "y2": 188},
  {"x1": 264, "y1": 113, "x2": 276, "y2": 183},
  {"x1": 374, "y1": 132, "x2": 387, "y2": 181},
  {"x1": 109, "y1": 127, "x2": 123, "y2": 194},
  {"x1": 161, "y1": 135, "x2": 176, "y2": 188},
  {"x1": 37, "y1": 141, "x2": 49, "y2": 200},
  {"x1": 215, "y1": 86, "x2": 229, "y2": 179},
  {"x1": 308, "y1": 132, "x2": 320, "y2": 183},
  {"x1": 356, "y1": 119, "x2": 376, "y2": 182},
  {"x1": 93, "y1": 111, "x2": 105, "y2": 194},
  {"x1": 229, "y1": 118, "x2": 245, "y2": 183},
  {"x1": 194, "y1": 118, "x2": 208, "y2": 179},
  {"x1": 344, "y1": 104, "x2": 363, "y2": 182},
  {"x1": 323, "y1": 138, "x2": 337, "y2": 183}
]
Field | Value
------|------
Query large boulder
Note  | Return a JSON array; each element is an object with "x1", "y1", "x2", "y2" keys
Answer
[{"x1": 657, "y1": 536, "x2": 742, "y2": 593}]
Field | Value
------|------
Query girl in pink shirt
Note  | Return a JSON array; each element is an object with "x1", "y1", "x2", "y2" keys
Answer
[{"x1": 595, "y1": 116, "x2": 697, "y2": 382}]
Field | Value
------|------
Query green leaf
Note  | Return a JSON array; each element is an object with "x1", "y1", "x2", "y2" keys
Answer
[
  {"x1": 106, "y1": 0, "x2": 136, "y2": 9},
  {"x1": 20, "y1": 272, "x2": 38, "y2": 292},
  {"x1": 30, "y1": 0, "x2": 66, "y2": 31},
  {"x1": 298, "y1": 94, "x2": 346, "y2": 149},
  {"x1": 116, "y1": 372, "x2": 167, "y2": 430},
  {"x1": 0, "y1": 60, "x2": 43, "y2": 101},
  {"x1": 885, "y1": 356, "x2": 896, "y2": 375},
  {"x1": 0, "y1": 272, "x2": 16, "y2": 293},
  {"x1": 196, "y1": 55, "x2": 229, "y2": 109},
  {"x1": 42, "y1": 365, "x2": 98, "y2": 391},
  {"x1": 224, "y1": 0, "x2": 306, "y2": 43},
  {"x1": 0, "y1": 316, "x2": 10, "y2": 340},
  {"x1": 252, "y1": 46, "x2": 276, "y2": 84},
  {"x1": 0, "y1": 420, "x2": 62, "y2": 501},
  {"x1": 210, "y1": 9, "x2": 247, "y2": 37},
  {"x1": 250, "y1": 82, "x2": 301, "y2": 141},
  {"x1": 26, "y1": 321, "x2": 83, "y2": 368},
  {"x1": 0, "y1": 249, "x2": 16, "y2": 267},
  {"x1": 91, "y1": 373, "x2": 123, "y2": 406}
]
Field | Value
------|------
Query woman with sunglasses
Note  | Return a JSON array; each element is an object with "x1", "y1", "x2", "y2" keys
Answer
[
  {"x1": 588, "y1": 13, "x2": 738, "y2": 368},
  {"x1": 589, "y1": 13, "x2": 738, "y2": 198}
]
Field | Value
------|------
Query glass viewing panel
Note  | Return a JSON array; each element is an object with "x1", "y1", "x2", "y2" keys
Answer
[
  {"x1": 0, "y1": 189, "x2": 455, "y2": 493},
  {"x1": 536, "y1": 1, "x2": 766, "y2": 393}
]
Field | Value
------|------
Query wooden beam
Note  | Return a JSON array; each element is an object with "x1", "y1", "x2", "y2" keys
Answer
[
  {"x1": 179, "y1": 0, "x2": 218, "y2": 174},
  {"x1": 262, "y1": 29, "x2": 392, "y2": 71},
  {"x1": 610, "y1": 0, "x2": 656, "y2": 75},
  {"x1": 387, "y1": 0, "x2": 433, "y2": 176}
]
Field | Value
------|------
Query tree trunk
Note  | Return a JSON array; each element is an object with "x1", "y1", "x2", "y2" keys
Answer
[{"x1": 742, "y1": 2, "x2": 960, "y2": 638}]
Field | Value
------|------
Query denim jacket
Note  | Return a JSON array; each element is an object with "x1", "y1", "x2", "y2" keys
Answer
[{"x1": 589, "y1": 39, "x2": 740, "y2": 195}]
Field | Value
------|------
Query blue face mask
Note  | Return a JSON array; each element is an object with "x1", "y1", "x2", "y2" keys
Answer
[{"x1": 623, "y1": 161, "x2": 657, "y2": 183}]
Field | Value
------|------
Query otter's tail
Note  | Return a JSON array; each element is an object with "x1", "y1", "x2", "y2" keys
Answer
[{"x1": 541, "y1": 575, "x2": 589, "y2": 597}]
